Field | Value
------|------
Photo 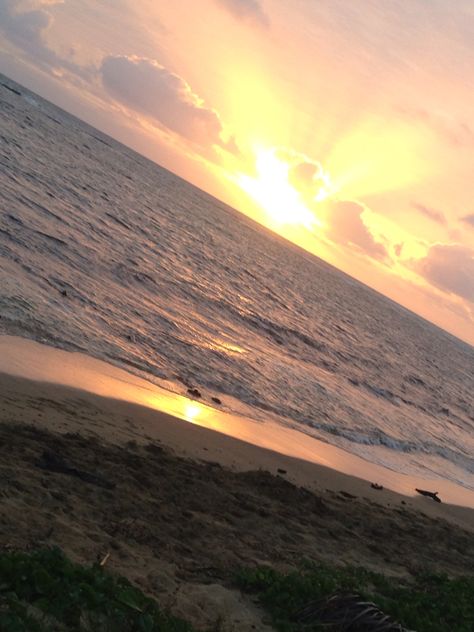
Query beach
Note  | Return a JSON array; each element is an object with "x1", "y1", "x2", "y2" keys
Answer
[
  {"x1": 1, "y1": 347, "x2": 474, "y2": 630},
  {"x1": 2, "y1": 74, "x2": 474, "y2": 629},
  {"x1": 2, "y1": 74, "x2": 474, "y2": 501}
]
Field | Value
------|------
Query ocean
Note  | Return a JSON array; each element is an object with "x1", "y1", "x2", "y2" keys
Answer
[{"x1": 1, "y1": 73, "x2": 473, "y2": 492}]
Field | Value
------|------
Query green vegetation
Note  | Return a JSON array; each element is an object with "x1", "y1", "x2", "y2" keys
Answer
[
  {"x1": 237, "y1": 562, "x2": 474, "y2": 631},
  {"x1": 3, "y1": 548, "x2": 474, "y2": 631},
  {"x1": 0, "y1": 548, "x2": 194, "y2": 632}
]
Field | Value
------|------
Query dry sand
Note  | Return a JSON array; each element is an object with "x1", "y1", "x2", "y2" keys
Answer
[{"x1": 1, "y1": 369, "x2": 474, "y2": 631}]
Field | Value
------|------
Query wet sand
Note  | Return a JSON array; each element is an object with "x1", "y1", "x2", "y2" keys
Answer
[
  {"x1": 2, "y1": 335, "x2": 474, "y2": 510},
  {"x1": 1, "y1": 366, "x2": 474, "y2": 630}
]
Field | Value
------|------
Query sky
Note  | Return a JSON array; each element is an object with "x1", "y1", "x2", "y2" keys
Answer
[{"x1": 1, "y1": 0, "x2": 473, "y2": 345}]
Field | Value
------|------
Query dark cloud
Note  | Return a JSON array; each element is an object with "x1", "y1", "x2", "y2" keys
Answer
[
  {"x1": 100, "y1": 55, "x2": 236, "y2": 152},
  {"x1": 415, "y1": 244, "x2": 474, "y2": 303},
  {"x1": 325, "y1": 200, "x2": 388, "y2": 261},
  {"x1": 215, "y1": 0, "x2": 269, "y2": 27},
  {"x1": 413, "y1": 202, "x2": 447, "y2": 225},
  {"x1": 461, "y1": 214, "x2": 474, "y2": 228}
]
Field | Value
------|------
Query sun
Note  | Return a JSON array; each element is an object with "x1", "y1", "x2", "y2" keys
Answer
[{"x1": 236, "y1": 148, "x2": 330, "y2": 229}]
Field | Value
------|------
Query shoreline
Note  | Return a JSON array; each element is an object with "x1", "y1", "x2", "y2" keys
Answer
[
  {"x1": 2, "y1": 347, "x2": 474, "y2": 629},
  {"x1": 1, "y1": 334, "x2": 474, "y2": 512}
]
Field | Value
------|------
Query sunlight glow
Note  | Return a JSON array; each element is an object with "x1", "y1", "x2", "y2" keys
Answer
[
  {"x1": 325, "y1": 121, "x2": 430, "y2": 200},
  {"x1": 236, "y1": 148, "x2": 329, "y2": 229},
  {"x1": 184, "y1": 403, "x2": 202, "y2": 422}
]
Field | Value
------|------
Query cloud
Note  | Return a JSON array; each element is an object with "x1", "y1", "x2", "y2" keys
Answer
[
  {"x1": 16, "y1": 0, "x2": 63, "y2": 6},
  {"x1": 0, "y1": 0, "x2": 53, "y2": 58},
  {"x1": 394, "y1": 243, "x2": 403, "y2": 258},
  {"x1": 415, "y1": 244, "x2": 474, "y2": 303},
  {"x1": 461, "y1": 214, "x2": 474, "y2": 228},
  {"x1": 325, "y1": 200, "x2": 388, "y2": 261},
  {"x1": 270, "y1": 148, "x2": 331, "y2": 203},
  {"x1": 215, "y1": 0, "x2": 269, "y2": 27},
  {"x1": 287, "y1": 159, "x2": 322, "y2": 190},
  {"x1": 100, "y1": 55, "x2": 237, "y2": 152},
  {"x1": 0, "y1": 0, "x2": 88, "y2": 78},
  {"x1": 256, "y1": 147, "x2": 387, "y2": 262},
  {"x1": 0, "y1": 9, "x2": 238, "y2": 157},
  {"x1": 398, "y1": 106, "x2": 474, "y2": 148},
  {"x1": 413, "y1": 202, "x2": 447, "y2": 226}
]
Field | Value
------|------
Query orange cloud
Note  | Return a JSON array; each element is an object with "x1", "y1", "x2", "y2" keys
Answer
[
  {"x1": 414, "y1": 244, "x2": 474, "y2": 303},
  {"x1": 461, "y1": 214, "x2": 474, "y2": 228},
  {"x1": 324, "y1": 200, "x2": 388, "y2": 262},
  {"x1": 412, "y1": 202, "x2": 447, "y2": 226},
  {"x1": 100, "y1": 55, "x2": 237, "y2": 153},
  {"x1": 277, "y1": 149, "x2": 332, "y2": 203}
]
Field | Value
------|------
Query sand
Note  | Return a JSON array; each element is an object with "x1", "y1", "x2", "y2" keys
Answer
[
  {"x1": 2, "y1": 334, "x2": 474, "y2": 510},
  {"x1": 1, "y1": 365, "x2": 474, "y2": 631}
]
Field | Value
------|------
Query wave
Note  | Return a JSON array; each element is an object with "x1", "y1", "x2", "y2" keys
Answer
[{"x1": 1, "y1": 73, "x2": 473, "y2": 490}]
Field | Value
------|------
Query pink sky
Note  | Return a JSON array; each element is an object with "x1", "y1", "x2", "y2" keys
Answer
[{"x1": 1, "y1": 0, "x2": 473, "y2": 344}]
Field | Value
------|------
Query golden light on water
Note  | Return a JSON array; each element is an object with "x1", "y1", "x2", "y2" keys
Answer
[{"x1": 184, "y1": 403, "x2": 202, "y2": 422}]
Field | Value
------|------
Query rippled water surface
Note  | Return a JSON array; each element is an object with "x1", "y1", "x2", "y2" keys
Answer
[{"x1": 1, "y1": 74, "x2": 473, "y2": 489}]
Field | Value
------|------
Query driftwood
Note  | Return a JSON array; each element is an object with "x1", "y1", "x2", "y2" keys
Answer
[
  {"x1": 415, "y1": 488, "x2": 441, "y2": 503},
  {"x1": 99, "y1": 552, "x2": 111, "y2": 567},
  {"x1": 294, "y1": 592, "x2": 415, "y2": 631},
  {"x1": 36, "y1": 450, "x2": 115, "y2": 489}
]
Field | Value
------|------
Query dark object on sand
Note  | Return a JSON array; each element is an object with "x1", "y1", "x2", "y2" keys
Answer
[
  {"x1": 277, "y1": 468, "x2": 287, "y2": 475},
  {"x1": 294, "y1": 592, "x2": 414, "y2": 631},
  {"x1": 211, "y1": 396, "x2": 222, "y2": 405},
  {"x1": 60, "y1": 289, "x2": 68, "y2": 297},
  {"x1": 187, "y1": 387, "x2": 202, "y2": 398},
  {"x1": 37, "y1": 450, "x2": 115, "y2": 489},
  {"x1": 371, "y1": 483, "x2": 383, "y2": 490},
  {"x1": 415, "y1": 488, "x2": 441, "y2": 503},
  {"x1": 339, "y1": 490, "x2": 357, "y2": 499}
]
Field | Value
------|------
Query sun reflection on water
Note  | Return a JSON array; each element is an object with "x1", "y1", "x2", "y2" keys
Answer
[{"x1": 184, "y1": 403, "x2": 202, "y2": 422}]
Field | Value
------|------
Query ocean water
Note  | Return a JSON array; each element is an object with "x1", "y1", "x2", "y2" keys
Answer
[{"x1": 1, "y1": 74, "x2": 473, "y2": 490}]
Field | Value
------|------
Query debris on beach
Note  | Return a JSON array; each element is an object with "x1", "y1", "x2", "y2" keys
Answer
[
  {"x1": 339, "y1": 490, "x2": 357, "y2": 500},
  {"x1": 277, "y1": 468, "x2": 287, "y2": 475},
  {"x1": 371, "y1": 483, "x2": 384, "y2": 490},
  {"x1": 294, "y1": 592, "x2": 415, "y2": 631},
  {"x1": 187, "y1": 387, "x2": 202, "y2": 398},
  {"x1": 415, "y1": 488, "x2": 441, "y2": 503},
  {"x1": 211, "y1": 396, "x2": 222, "y2": 405}
]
